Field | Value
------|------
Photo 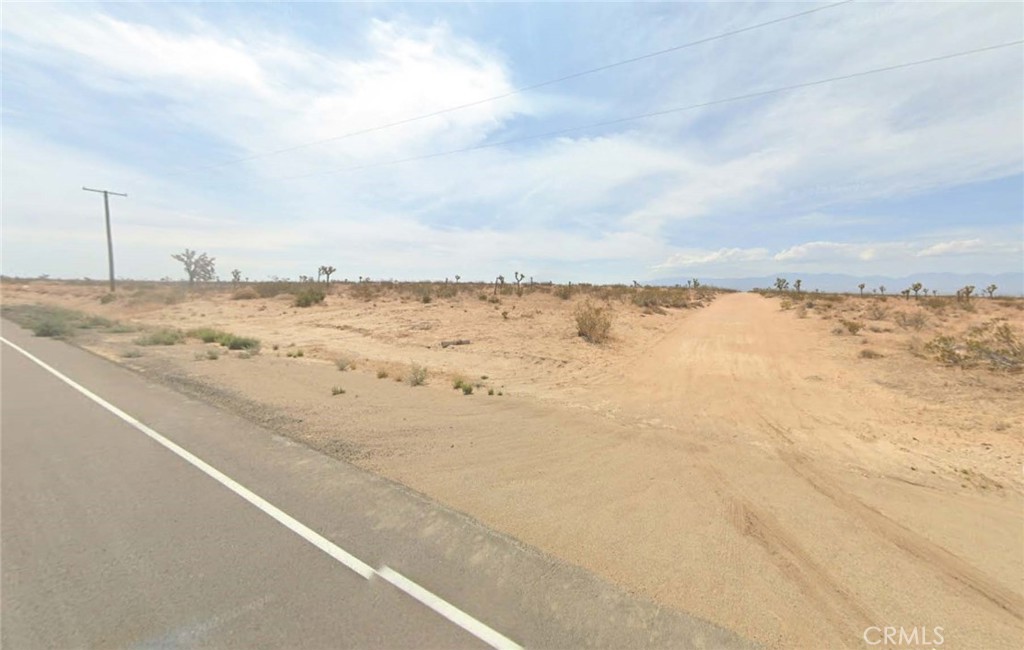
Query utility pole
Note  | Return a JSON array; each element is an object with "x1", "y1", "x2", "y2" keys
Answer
[{"x1": 82, "y1": 187, "x2": 127, "y2": 292}]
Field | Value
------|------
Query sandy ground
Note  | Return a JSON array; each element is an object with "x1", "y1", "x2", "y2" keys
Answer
[{"x1": 3, "y1": 281, "x2": 1022, "y2": 649}]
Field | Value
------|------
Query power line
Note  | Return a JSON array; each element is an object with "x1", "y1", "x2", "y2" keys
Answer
[
  {"x1": 178, "y1": 0, "x2": 855, "y2": 174},
  {"x1": 276, "y1": 39, "x2": 1022, "y2": 182}
]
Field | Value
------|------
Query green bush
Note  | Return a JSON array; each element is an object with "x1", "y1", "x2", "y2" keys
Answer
[
  {"x1": 32, "y1": 318, "x2": 72, "y2": 338},
  {"x1": 294, "y1": 287, "x2": 326, "y2": 307},
  {"x1": 221, "y1": 335, "x2": 260, "y2": 351},
  {"x1": 135, "y1": 329, "x2": 185, "y2": 346},
  {"x1": 187, "y1": 327, "x2": 229, "y2": 343},
  {"x1": 1, "y1": 304, "x2": 128, "y2": 338}
]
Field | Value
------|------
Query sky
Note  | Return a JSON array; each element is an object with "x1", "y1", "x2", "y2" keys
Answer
[{"x1": 2, "y1": 1, "x2": 1022, "y2": 284}]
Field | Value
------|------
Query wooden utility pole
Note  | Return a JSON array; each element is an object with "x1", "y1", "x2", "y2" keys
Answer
[{"x1": 82, "y1": 187, "x2": 127, "y2": 292}]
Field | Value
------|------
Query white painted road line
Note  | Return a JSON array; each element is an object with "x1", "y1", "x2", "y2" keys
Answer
[
  {"x1": 377, "y1": 566, "x2": 523, "y2": 650},
  {"x1": 1, "y1": 336, "x2": 524, "y2": 650}
]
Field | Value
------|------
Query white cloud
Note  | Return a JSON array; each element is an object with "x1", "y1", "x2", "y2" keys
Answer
[
  {"x1": 772, "y1": 241, "x2": 902, "y2": 263},
  {"x1": 916, "y1": 238, "x2": 985, "y2": 257},
  {"x1": 656, "y1": 247, "x2": 770, "y2": 269},
  {"x1": 1, "y1": 3, "x2": 1021, "y2": 282}
]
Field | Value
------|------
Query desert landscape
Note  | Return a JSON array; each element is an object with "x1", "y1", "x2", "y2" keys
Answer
[{"x1": 2, "y1": 277, "x2": 1022, "y2": 649}]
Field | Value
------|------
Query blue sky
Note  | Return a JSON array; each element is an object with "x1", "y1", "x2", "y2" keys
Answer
[{"x1": 2, "y1": 1, "x2": 1022, "y2": 283}]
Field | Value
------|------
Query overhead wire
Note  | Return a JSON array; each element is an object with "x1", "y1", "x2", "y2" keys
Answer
[
  {"x1": 274, "y1": 39, "x2": 1023, "y2": 182},
  {"x1": 176, "y1": 0, "x2": 856, "y2": 174}
]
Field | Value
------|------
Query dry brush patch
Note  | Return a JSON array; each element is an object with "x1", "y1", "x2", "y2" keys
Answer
[
  {"x1": 574, "y1": 301, "x2": 613, "y2": 344},
  {"x1": 925, "y1": 320, "x2": 1023, "y2": 372}
]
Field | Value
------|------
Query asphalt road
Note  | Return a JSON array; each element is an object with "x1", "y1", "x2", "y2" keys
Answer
[{"x1": 0, "y1": 321, "x2": 753, "y2": 649}]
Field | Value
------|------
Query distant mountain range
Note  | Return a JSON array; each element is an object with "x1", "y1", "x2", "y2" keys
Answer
[{"x1": 654, "y1": 272, "x2": 1024, "y2": 296}]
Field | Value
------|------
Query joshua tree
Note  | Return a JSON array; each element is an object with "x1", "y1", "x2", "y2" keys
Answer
[
  {"x1": 931, "y1": 289, "x2": 937, "y2": 296},
  {"x1": 962, "y1": 285, "x2": 975, "y2": 302},
  {"x1": 513, "y1": 271, "x2": 525, "y2": 294},
  {"x1": 171, "y1": 249, "x2": 216, "y2": 285},
  {"x1": 493, "y1": 274, "x2": 505, "y2": 296},
  {"x1": 858, "y1": 283, "x2": 866, "y2": 296},
  {"x1": 901, "y1": 288, "x2": 911, "y2": 300},
  {"x1": 911, "y1": 282, "x2": 923, "y2": 299},
  {"x1": 454, "y1": 275, "x2": 461, "y2": 283},
  {"x1": 985, "y1": 284, "x2": 997, "y2": 298},
  {"x1": 794, "y1": 279, "x2": 802, "y2": 294},
  {"x1": 879, "y1": 285, "x2": 886, "y2": 296},
  {"x1": 774, "y1": 277, "x2": 789, "y2": 292},
  {"x1": 318, "y1": 265, "x2": 336, "y2": 283},
  {"x1": 692, "y1": 278, "x2": 701, "y2": 290},
  {"x1": 230, "y1": 269, "x2": 242, "y2": 287}
]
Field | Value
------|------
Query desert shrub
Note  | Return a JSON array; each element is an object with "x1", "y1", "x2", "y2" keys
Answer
[
  {"x1": 331, "y1": 386, "x2": 346, "y2": 396},
  {"x1": 435, "y1": 283, "x2": 458, "y2": 299},
  {"x1": 779, "y1": 299, "x2": 794, "y2": 311},
  {"x1": 221, "y1": 335, "x2": 260, "y2": 351},
  {"x1": 461, "y1": 384, "x2": 473, "y2": 395},
  {"x1": 840, "y1": 319, "x2": 864, "y2": 335},
  {"x1": 99, "y1": 293, "x2": 117, "y2": 304},
  {"x1": 121, "y1": 349, "x2": 143, "y2": 358},
  {"x1": 335, "y1": 357, "x2": 353, "y2": 371},
  {"x1": 795, "y1": 305, "x2": 808, "y2": 318},
  {"x1": 859, "y1": 349, "x2": 884, "y2": 359},
  {"x1": 477, "y1": 293, "x2": 488, "y2": 301},
  {"x1": 452, "y1": 377, "x2": 467, "y2": 390},
  {"x1": 350, "y1": 283, "x2": 381, "y2": 302},
  {"x1": 135, "y1": 329, "x2": 185, "y2": 346},
  {"x1": 85, "y1": 316, "x2": 117, "y2": 329},
  {"x1": 33, "y1": 318, "x2": 72, "y2": 338},
  {"x1": 865, "y1": 304, "x2": 889, "y2": 320},
  {"x1": 205, "y1": 349, "x2": 220, "y2": 360},
  {"x1": 160, "y1": 290, "x2": 186, "y2": 305},
  {"x1": 377, "y1": 369, "x2": 389, "y2": 379},
  {"x1": 407, "y1": 364, "x2": 428, "y2": 386},
  {"x1": 633, "y1": 288, "x2": 661, "y2": 309},
  {"x1": 554, "y1": 285, "x2": 574, "y2": 300},
  {"x1": 186, "y1": 327, "x2": 259, "y2": 351},
  {"x1": 574, "y1": 301, "x2": 612, "y2": 343},
  {"x1": 923, "y1": 297, "x2": 946, "y2": 311},
  {"x1": 187, "y1": 327, "x2": 229, "y2": 343},
  {"x1": 2, "y1": 304, "x2": 129, "y2": 338},
  {"x1": 925, "y1": 321, "x2": 1022, "y2": 371},
  {"x1": 254, "y1": 282, "x2": 297, "y2": 298},
  {"x1": 294, "y1": 287, "x2": 326, "y2": 307},
  {"x1": 895, "y1": 311, "x2": 928, "y2": 331},
  {"x1": 232, "y1": 287, "x2": 260, "y2": 300}
]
